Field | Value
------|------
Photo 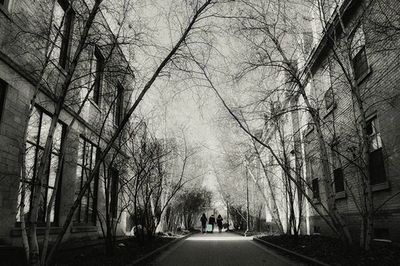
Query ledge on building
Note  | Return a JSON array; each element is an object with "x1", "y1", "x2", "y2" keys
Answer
[
  {"x1": 335, "y1": 191, "x2": 346, "y2": 200},
  {"x1": 10, "y1": 227, "x2": 62, "y2": 237},
  {"x1": 70, "y1": 226, "x2": 98, "y2": 233},
  {"x1": 356, "y1": 66, "x2": 372, "y2": 85},
  {"x1": 372, "y1": 181, "x2": 390, "y2": 192}
]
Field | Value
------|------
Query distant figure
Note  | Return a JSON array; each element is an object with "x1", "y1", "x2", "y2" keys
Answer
[
  {"x1": 200, "y1": 213, "x2": 207, "y2": 233},
  {"x1": 217, "y1": 214, "x2": 223, "y2": 233},
  {"x1": 208, "y1": 214, "x2": 216, "y2": 233}
]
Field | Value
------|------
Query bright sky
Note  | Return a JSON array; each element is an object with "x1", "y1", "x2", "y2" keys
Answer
[{"x1": 104, "y1": 0, "x2": 257, "y2": 211}]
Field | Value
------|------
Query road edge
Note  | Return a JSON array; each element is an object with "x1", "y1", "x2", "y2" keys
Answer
[
  {"x1": 253, "y1": 237, "x2": 330, "y2": 266},
  {"x1": 126, "y1": 233, "x2": 193, "y2": 266}
]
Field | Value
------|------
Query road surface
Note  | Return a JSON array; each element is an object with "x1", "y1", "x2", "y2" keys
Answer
[{"x1": 150, "y1": 232, "x2": 304, "y2": 266}]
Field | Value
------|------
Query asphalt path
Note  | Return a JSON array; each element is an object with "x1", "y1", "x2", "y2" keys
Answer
[{"x1": 150, "y1": 232, "x2": 305, "y2": 266}]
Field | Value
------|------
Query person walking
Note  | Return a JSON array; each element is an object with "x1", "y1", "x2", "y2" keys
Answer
[
  {"x1": 217, "y1": 214, "x2": 223, "y2": 233},
  {"x1": 208, "y1": 214, "x2": 216, "y2": 233},
  {"x1": 200, "y1": 213, "x2": 207, "y2": 233}
]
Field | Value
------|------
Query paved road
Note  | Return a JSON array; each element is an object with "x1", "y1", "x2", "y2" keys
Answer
[{"x1": 150, "y1": 232, "x2": 304, "y2": 266}]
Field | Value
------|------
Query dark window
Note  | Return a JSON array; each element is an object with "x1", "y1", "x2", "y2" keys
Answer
[
  {"x1": 333, "y1": 168, "x2": 345, "y2": 193},
  {"x1": 324, "y1": 87, "x2": 334, "y2": 110},
  {"x1": 366, "y1": 117, "x2": 386, "y2": 185},
  {"x1": 0, "y1": 79, "x2": 6, "y2": 122},
  {"x1": 92, "y1": 47, "x2": 104, "y2": 106},
  {"x1": 109, "y1": 167, "x2": 119, "y2": 218},
  {"x1": 307, "y1": 157, "x2": 320, "y2": 200},
  {"x1": 74, "y1": 137, "x2": 98, "y2": 225},
  {"x1": 374, "y1": 228, "x2": 390, "y2": 239},
  {"x1": 353, "y1": 46, "x2": 369, "y2": 81},
  {"x1": 16, "y1": 107, "x2": 65, "y2": 225},
  {"x1": 53, "y1": 0, "x2": 75, "y2": 69},
  {"x1": 312, "y1": 178, "x2": 320, "y2": 199},
  {"x1": 113, "y1": 84, "x2": 124, "y2": 125},
  {"x1": 331, "y1": 143, "x2": 345, "y2": 193},
  {"x1": 0, "y1": 0, "x2": 9, "y2": 8},
  {"x1": 369, "y1": 148, "x2": 386, "y2": 185}
]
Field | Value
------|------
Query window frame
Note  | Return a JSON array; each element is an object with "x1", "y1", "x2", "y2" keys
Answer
[
  {"x1": 16, "y1": 106, "x2": 65, "y2": 226},
  {"x1": 109, "y1": 167, "x2": 119, "y2": 219},
  {"x1": 0, "y1": 79, "x2": 7, "y2": 123},
  {"x1": 312, "y1": 178, "x2": 320, "y2": 200},
  {"x1": 54, "y1": 0, "x2": 75, "y2": 70},
  {"x1": 0, "y1": 0, "x2": 11, "y2": 13},
  {"x1": 352, "y1": 46, "x2": 369, "y2": 81},
  {"x1": 113, "y1": 83, "x2": 124, "y2": 126},
  {"x1": 92, "y1": 47, "x2": 104, "y2": 106},
  {"x1": 74, "y1": 137, "x2": 99, "y2": 226},
  {"x1": 307, "y1": 157, "x2": 320, "y2": 200},
  {"x1": 366, "y1": 116, "x2": 387, "y2": 185},
  {"x1": 324, "y1": 87, "x2": 335, "y2": 110},
  {"x1": 330, "y1": 142, "x2": 345, "y2": 194}
]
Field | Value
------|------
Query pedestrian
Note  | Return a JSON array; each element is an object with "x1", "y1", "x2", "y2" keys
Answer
[
  {"x1": 208, "y1": 214, "x2": 216, "y2": 233},
  {"x1": 217, "y1": 214, "x2": 223, "y2": 233},
  {"x1": 200, "y1": 213, "x2": 207, "y2": 233}
]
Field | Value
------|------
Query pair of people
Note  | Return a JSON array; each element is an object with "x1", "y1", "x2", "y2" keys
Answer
[{"x1": 201, "y1": 213, "x2": 223, "y2": 233}]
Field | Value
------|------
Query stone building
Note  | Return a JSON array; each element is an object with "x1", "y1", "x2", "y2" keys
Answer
[{"x1": 0, "y1": 0, "x2": 134, "y2": 246}]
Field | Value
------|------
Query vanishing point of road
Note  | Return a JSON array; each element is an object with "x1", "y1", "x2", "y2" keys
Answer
[{"x1": 150, "y1": 232, "x2": 306, "y2": 266}]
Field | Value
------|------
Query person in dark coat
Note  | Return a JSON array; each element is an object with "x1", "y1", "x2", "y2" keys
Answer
[
  {"x1": 208, "y1": 214, "x2": 216, "y2": 233},
  {"x1": 200, "y1": 213, "x2": 207, "y2": 233},
  {"x1": 217, "y1": 214, "x2": 223, "y2": 233}
]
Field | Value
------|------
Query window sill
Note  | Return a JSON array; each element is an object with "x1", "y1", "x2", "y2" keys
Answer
[
  {"x1": 89, "y1": 98, "x2": 101, "y2": 112},
  {"x1": 304, "y1": 125, "x2": 314, "y2": 137},
  {"x1": 0, "y1": 6, "x2": 12, "y2": 20},
  {"x1": 372, "y1": 181, "x2": 390, "y2": 192},
  {"x1": 356, "y1": 66, "x2": 372, "y2": 85},
  {"x1": 49, "y1": 60, "x2": 68, "y2": 77},
  {"x1": 324, "y1": 103, "x2": 337, "y2": 118},
  {"x1": 335, "y1": 191, "x2": 346, "y2": 200},
  {"x1": 70, "y1": 225, "x2": 97, "y2": 233},
  {"x1": 10, "y1": 227, "x2": 62, "y2": 237}
]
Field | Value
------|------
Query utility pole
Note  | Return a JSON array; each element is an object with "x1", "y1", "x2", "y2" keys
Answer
[{"x1": 246, "y1": 164, "x2": 250, "y2": 235}]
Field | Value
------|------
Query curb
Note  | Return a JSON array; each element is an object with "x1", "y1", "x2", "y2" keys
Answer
[
  {"x1": 253, "y1": 237, "x2": 330, "y2": 266},
  {"x1": 127, "y1": 233, "x2": 193, "y2": 266}
]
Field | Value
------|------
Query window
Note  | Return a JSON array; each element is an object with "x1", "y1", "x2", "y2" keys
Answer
[
  {"x1": 74, "y1": 137, "x2": 99, "y2": 225},
  {"x1": 374, "y1": 228, "x2": 389, "y2": 240},
  {"x1": 52, "y1": 0, "x2": 75, "y2": 69},
  {"x1": 0, "y1": 0, "x2": 11, "y2": 11},
  {"x1": 353, "y1": 47, "x2": 369, "y2": 81},
  {"x1": 0, "y1": 79, "x2": 6, "y2": 122},
  {"x1": 109, "y1": 167, "x2": 119, "y2": 218},
  {"x1": 92, "y1": 47, "x2": 104, "y2": 106},
  {"x1": 324, "y1": 87, "x2": 334, "y2": 110},
  {"x1": 333, "y1": 168, "x2": 345, "y2": 193},
  {"x1": 366, "y1": 117, "x2": 386, "y2": 185},
  {"x1": 307, "y1": 157, "x2": 320, "y2": 200},
  {"x1": 16, "y1": 107, "x2": 65, "y2": 225},
  {"x1": 351, "y1": 26, "x2": 368, "y2": 81},
  {"x1": 113, "y1": 84, "x2": 124, "y2": 125},
  {"x1": 312, "y1": 178, "x2": 320, "y2": 200},
  {"x1": 330, "y1": 143, "x2": 345, "y2": 193}
]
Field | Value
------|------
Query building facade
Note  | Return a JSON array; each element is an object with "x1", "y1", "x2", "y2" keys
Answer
[
  {"x1": 292, "y1": 0, "x2": 400, "y2": 242},
  {"x1": 0, "y1": 0, "x2": 134, "y2": 246}
]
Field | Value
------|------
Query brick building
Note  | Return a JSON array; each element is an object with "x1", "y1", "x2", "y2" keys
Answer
[
  {"x1": 0, "y1": 0, "x2": 134, "y2": 246},
  {"x1": 289, "y1": 0, "x2": 400, "y2": 242},
  {"x1": 256, "y1": 0, "x2": 400, "y2": 243}
]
